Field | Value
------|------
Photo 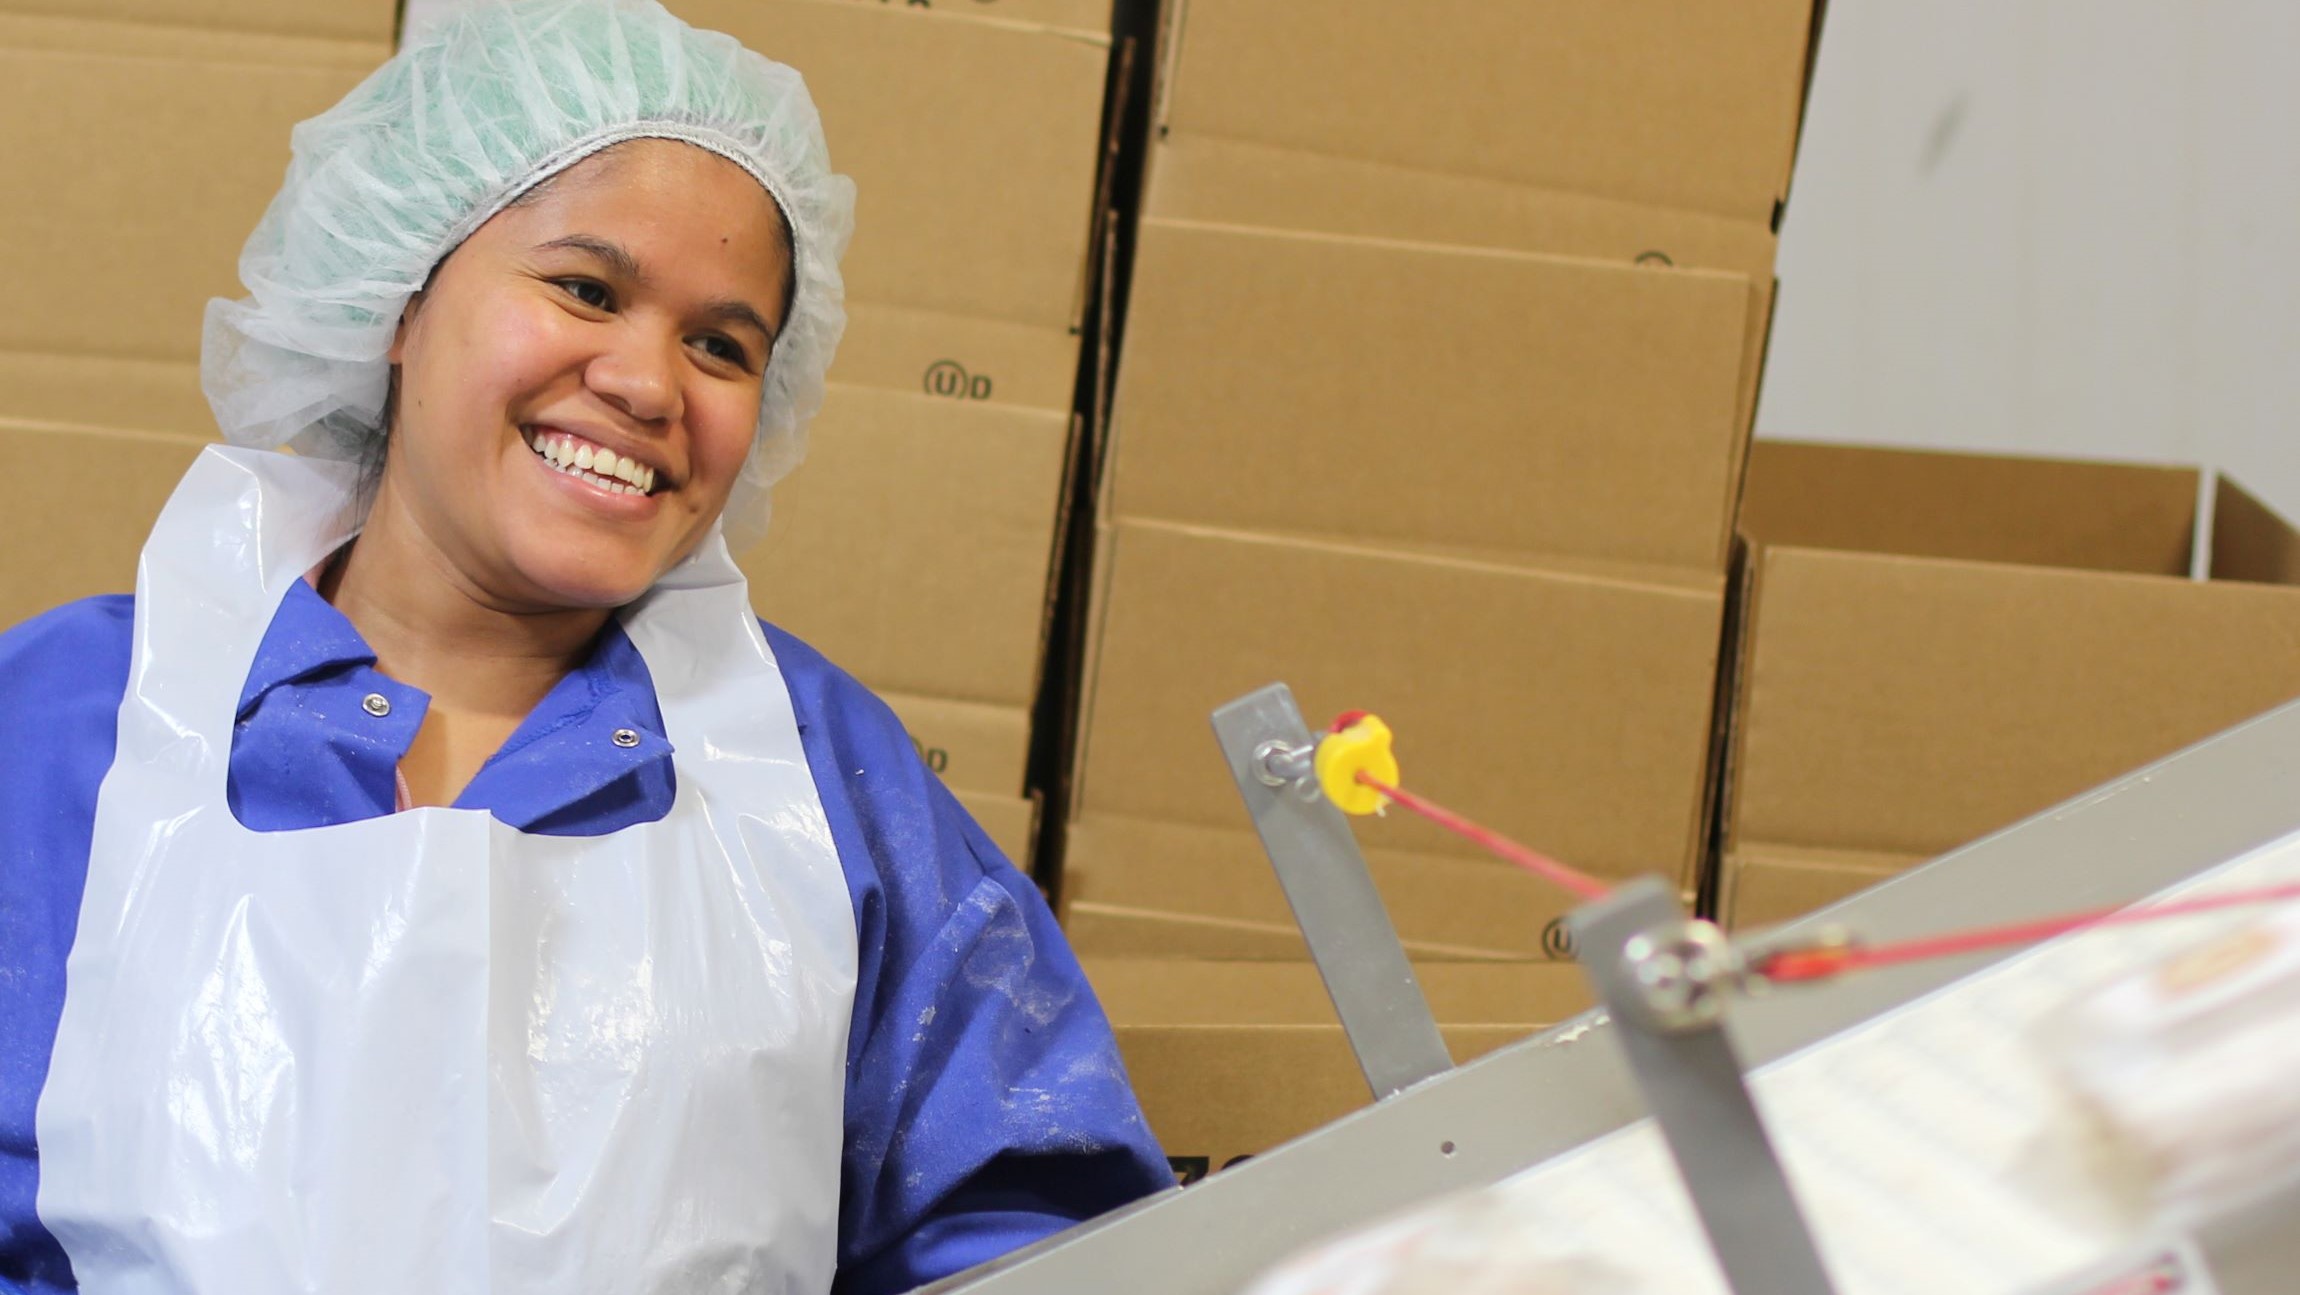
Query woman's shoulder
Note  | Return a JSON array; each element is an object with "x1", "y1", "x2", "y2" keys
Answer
[
  {"x1": 755, "y1": 618, "x2": 911, "y2": 750},
  {"x1": 0, "y1": 595, "x2": 137, "y2": 710}
]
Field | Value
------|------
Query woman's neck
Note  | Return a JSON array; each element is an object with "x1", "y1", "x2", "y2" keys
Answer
[{"x1": 323, "y1": 486, "x2": 609, "y2": 721}]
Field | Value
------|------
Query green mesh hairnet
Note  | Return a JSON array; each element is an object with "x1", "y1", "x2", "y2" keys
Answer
[{"x1": 201, "y1": 0, "x2": 854, "y2": 546}]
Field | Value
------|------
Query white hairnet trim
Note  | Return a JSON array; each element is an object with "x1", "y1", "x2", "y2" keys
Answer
[{"x1": 200, "y1": 0, "x2": 854, "y2": 550}]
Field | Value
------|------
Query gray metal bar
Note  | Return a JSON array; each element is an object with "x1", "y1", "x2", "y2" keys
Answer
[
  {"x1": 1568, "y1": 878, "x2": 1835, "y2": 1295},
  {"x1": 1209, "y1": 683, "x2": 1451, "y2": 1100},
  {"x1": 932, "y1": 698, "x2": 2300, "y2": 1295}
]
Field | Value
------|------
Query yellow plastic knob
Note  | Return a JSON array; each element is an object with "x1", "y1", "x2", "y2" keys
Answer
[{"x1": 1316, "y1": 712, "x2": 1399, "y2": 816}]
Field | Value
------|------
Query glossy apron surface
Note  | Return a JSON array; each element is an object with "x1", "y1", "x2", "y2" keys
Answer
[{"x1": 37, "y1": 447, "x2": 857, "y2": 1294}]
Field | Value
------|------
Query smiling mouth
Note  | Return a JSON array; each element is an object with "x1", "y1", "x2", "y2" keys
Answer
[{"x1": 526, "y1": 428, "x2": 659, "y2": 496}]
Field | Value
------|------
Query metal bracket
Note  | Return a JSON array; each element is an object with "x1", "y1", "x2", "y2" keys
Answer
[
  {"x1": 1211, "y1": 683, "x2": 1453, "y2": 1100},
  {"x1": 1568, "y1": 876, "x2": 1836, "y2": 1295}
]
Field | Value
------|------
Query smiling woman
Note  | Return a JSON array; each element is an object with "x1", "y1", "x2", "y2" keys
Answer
[{"x1": 0, "y1": 2, "x2": 1170, "y2": 1293}]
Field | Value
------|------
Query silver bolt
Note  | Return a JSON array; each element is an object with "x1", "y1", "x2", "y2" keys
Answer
[
  {"x1": 1252, "y1": 739, "x2": 1319, "y2": 800},
  {"x1": 1620, "y1": 921, "x2": 1744, "y2": 1033},
  {"x1": 360, "y1": 693, "x2": 392, "y2": 718}
]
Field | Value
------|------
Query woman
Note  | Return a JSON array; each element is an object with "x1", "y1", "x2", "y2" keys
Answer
[{"x1": 0, "y1": 2, "x2": 1169, "y2": 1292}]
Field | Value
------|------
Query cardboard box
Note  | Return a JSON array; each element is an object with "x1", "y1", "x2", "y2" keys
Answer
[
  {"x1": 1075, "y1": 519, "x2": 1727, "y2": 887},
  {"x1": 1151, "y1": 0, "x2": 1819, "y2": 228},
  {"x1": 954, "y1": 788, "x2": 1039, "y2": 872},
  {"x1": 1060, "y1": 813, "x2": 1577, "y2": 961},
  {"x1": 0, "y1": 419, "x2": 207, "y2": 633},
  {"x1": 0, "y1": 11, "x2": 393, "y2": 435},
  {"x1": 1717, "y1": 844, "x2": 1919, "y2": 932},
  {"x1": 740, "y1": 383, "x2": 1073, "y2": 709},
  {"x1": 1134, "y1": 136, "x2": 1782, "y2": 507},
  {"x1": 1086, "y1": 958, "x2": 1592, "y2": 1180},
  {"x1": 669, "y1": 0, "x2": 1112, "y2": 411},
  {"x1": 1110, "y1": 219, "x2": 1752, "y2": 572},
  {"x1": 881, "y1": 689, "x2": 1034, "y2": 799},
  {"x1": 1721, "y1": 442, "x2": 2300, "y2": 912}
]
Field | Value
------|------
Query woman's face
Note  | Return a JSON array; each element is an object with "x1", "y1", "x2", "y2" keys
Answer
[{"x1": 382, "y1": 139, "x2": 793, "y2": 610}]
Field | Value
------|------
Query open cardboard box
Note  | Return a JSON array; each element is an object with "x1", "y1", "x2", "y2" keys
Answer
[
  {"x1": 1718, "y1": 441, "x2": 2300, "y2": 929},
  {"x1": 1085, "y1": 957, "x2": 1592, "y2": 1182},
  {"x1": 0, "y1": 5, "x2": 394, "y2": 437}
]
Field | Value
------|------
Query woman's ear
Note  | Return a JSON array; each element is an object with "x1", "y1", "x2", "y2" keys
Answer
[{"x1": 387, "y1": 289, "x2": 429, "y2": 366}]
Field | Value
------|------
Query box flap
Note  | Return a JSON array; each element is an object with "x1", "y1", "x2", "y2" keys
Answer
[
  {"x1": 2211, "y1": 476, "x2": 2300, "y2": 587},
  {"x1": 1076, "y1": 519, "x2": 1728, "y2": 884},
  {"x1": 1741, "y1": 440, "x2": 2197, "y2": 576},
  {"x1": 1110, "y1": 218, "x2": 1751, "y2": 572},
  {"x1": 1731, "y1": 545, "x2": 2300, "y2": 859},
  {"x1": 1143, "y1": 132, "x2": 1780, "y2": 280},
  {"x1": 1156, "y1": 0, "x2": 1818, "y2": 227},
  {"x1": 739, "y1": 384, "x2": 1072, "y2": 708}
]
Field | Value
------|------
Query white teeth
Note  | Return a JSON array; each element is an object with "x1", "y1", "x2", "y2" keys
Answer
[{"x1": 528, "y1": 430, "x2": 654, "y2": 497}]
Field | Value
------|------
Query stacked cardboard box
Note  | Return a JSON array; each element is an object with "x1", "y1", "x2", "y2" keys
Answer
[
  {"x1": 681, "y1": 0, "x2": 1121, "y2": 861},
  {"x1": 1717, "y1": 440, "x2": 2300, "y2": 929},
  {"x1": 0, "y1": 2, "x2": 398, "y2": 628},
  {"x1": 1060, "y1": 0, "x2": 1821, "y2": 1171}
]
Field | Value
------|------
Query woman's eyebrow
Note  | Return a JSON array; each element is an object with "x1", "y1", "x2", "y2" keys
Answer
[
  {"x1": 702, "y1": 298, "x2": 778, "y2": 344},
  {"x1": 535, "y1": 233, "x2": 644, "y2": 282}
]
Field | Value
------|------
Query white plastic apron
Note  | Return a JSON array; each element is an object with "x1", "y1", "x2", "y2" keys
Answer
[{"x1": 35, "y1": 447, "x2": 859, "y2": 1294}]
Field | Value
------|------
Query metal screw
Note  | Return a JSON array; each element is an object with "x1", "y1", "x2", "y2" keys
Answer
[
  {"x1": 361, "y1": 693, "x2": 392, "y2": 718},
  {"x1": 1251, "y1": 739, "x2": 1320, "y2": 801},
  {"x1": 611, "y1": 728, "x2": 642, "y2": 749},
  {"x1": 1620, "y1": 920, "x2": 1745, "y2": 1033}
]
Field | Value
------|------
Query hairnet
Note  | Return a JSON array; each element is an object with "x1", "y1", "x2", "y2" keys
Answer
[{"x1": 201, "y1": 0, "x2": 853, "y2": 547}]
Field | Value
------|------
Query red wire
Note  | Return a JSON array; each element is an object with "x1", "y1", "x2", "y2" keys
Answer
[
  {"x1": 1756, "y1": 879, "x2": 2300, "y2": 983},
  {"x1": 1353, "y1": 772, "x2": 1613, "y2": 902}
]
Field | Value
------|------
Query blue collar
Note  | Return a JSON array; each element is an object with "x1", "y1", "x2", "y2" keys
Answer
[{"x1": 233, "y1": 579, "x2": 676, "y2": 833}]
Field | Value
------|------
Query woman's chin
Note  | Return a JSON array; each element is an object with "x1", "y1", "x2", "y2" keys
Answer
[{"x1": 502, "y1": 544, "x2": 665, "y2": 611}]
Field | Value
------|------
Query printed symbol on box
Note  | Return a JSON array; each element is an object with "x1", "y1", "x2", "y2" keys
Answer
[
  {"x1": 1634, "y1": 249, "x2": 1675, "y2": 267},
  {"x1": 1541, "y1": 917, "x2": 1576, "y2": 961},
  {"x1": 923, "y1": 360, "x2": 993, "y2": 401},
  {"x1": 909, "y1": 735, "x2": 949, "y2": 774}
]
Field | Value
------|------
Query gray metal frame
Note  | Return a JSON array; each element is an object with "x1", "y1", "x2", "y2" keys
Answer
[{"x1": 921, "y1": 696, "x2": 2300, "y2": 1295}]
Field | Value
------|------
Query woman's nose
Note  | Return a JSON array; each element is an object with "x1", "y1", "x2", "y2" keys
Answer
[{"x1": 585, "y1": 325, "x2": 683, "y2": 424}]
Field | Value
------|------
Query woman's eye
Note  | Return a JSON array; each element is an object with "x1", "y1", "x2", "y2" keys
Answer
[
  {"x1": 695, "y1": 334, "x2": 752, "y2": 371},
  {"x1": 557, "y1": 278, "x2": 613, "y2": 310}
]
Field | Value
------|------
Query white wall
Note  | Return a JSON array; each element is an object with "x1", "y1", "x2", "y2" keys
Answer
[{"x1": 1758, "y1": 0, "x2": 2300, "y2": 523}]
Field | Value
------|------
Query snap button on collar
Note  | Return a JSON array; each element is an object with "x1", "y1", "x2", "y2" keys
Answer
[
  {"x1": 611, "y1": 728, "x2": 642, "y2": 749},
  {"x1": 361, "y1": 693, "x2": 392, "y2": 718}
]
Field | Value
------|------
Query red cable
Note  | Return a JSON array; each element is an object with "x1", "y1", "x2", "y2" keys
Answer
[
  {"x1": 1756, "y1": 879, "x2": 2300, "y2": 983},
  {"x1": 1353, "y1": 772, "x2": 1613, "y2": 902}
]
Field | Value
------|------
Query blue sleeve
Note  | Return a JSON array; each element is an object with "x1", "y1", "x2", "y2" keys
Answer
[
  {"x1": 763, "y1": 624, "x2": 1172, "y2": 1295},
  {"x1": 0, "y1": 596, "x2": 137, "y2": 1294}
]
